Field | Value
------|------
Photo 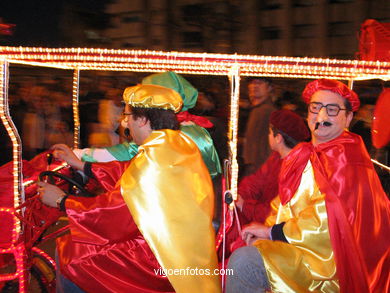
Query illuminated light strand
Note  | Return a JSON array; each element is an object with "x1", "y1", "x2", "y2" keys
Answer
[
  {"x1": 0, "y1": 208, "x2": 18, "y2": 243},
  {"x1": 72, "y1": 69, "x2": 80, "y2": 148},
  {"x1": 0, "y1": 242, "x2": 26, "y2": 293},
  {"x1": 371, "y1": 159, "x2": 390, "y2": 172},
  {"x1": 6, "y1": 59, "x2": 388, "y2": 81},
  {"x1": 31, "y1": 247, "x2": 56, "y2": 270},
  {"x1": 0, "y1": 61, "x2": 22, "y2": 235},
  {"x1": 0, "y1": 62, "x2": 25, "y2": 293},
  {"x1": 0, "y1": 46, "x2": 389, "y2": 80},
  {"x1": 2, "y1": 52, "x2": 389, "y2": 79},
  {"x1": 227, "y1": 65, "x2": 240, "y2": 205},
  {"x1": 1, "y1": 45, "x2": 388, "y2": 69},
  {"x1": 4, "y1": 55, "x2": 388, "y2": 72}
]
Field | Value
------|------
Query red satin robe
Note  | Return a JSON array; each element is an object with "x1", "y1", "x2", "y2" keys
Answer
[
  {"x1": 238, "y1": 151, "x2": 282, "y2": 224},
  {"x1": 279, "y1": 131, "x2": 390, "y2": 292},
  {"x1": 217, "y1": 152, "x2": 282, "y2": 259},
  {"x1": 57, "y1": 161, "x2": 174, "y2": 293}
]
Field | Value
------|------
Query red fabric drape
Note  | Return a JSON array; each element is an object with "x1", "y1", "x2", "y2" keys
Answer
[
  {"x1": 279, "y1": 131, "x2": 390, "y2": 292},
  {"x1": 176, "y1": 111, "x2": 214, "y2": 128}
]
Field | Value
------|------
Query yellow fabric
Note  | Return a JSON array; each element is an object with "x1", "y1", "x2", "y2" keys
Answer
[
  {"x1": 123, "y1": 84, "x2": 183, "y2": 113},
  {"x1": 120, "y1": 129, "x2": 221, "y2": 293},
  {"x1": 256, "y1": 160, "x2": 339, "y2": 293},
  {"x1": 264, "y1": 196, "x2": 280, "y2": 227}
]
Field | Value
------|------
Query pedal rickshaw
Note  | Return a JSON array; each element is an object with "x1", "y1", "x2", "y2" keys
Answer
[{"x1": 0, "y1": 46, "x2": 389, "y2": 292}]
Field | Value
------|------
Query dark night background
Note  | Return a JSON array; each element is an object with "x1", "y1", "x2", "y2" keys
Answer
[{"x1": 0, "y1": 0, "x2": 111, "y2": 46}]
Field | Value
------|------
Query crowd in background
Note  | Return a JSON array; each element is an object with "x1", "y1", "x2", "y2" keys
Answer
[{"x1": 0, "y1": 71, "x2": 388, "y2": 194}]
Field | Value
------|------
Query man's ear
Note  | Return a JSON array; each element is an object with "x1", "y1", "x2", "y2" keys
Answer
[
  {"x1": 275, "y1": 133, "x2": 283, "y2": 144},
  {"x1": 345, "y1": 111, "x2": 353, "y2": 128},
  {"x1": 136, "y1": 116, "x2": 149, "y2": 127}
]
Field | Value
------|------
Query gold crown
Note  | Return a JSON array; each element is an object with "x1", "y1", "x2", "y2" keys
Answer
[{"x1": 123, "y1": 84, "x2": 183, "y2": 113}]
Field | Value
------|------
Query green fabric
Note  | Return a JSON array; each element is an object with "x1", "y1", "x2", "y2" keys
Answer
[
  {"x1": 105, "y1": 126, "x2": 221, "y2": 178},
  {"x1": 106, "y1": 142, "x2": 139, "y2": 161},
  {"x1": 141, "y1": 72, "x2": 198, "y2": 112},
  {"x1": 106, "y1": 72, "x2": 221, "y2": 177},
  {"x1": 81, "y1": 151, "x2": 98, "y2": 163},
  {"x1": 180, "y1": 124, "x2": 221, "y2": 178}
]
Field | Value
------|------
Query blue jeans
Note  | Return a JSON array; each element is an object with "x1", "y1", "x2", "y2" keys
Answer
[
  {"x1": 55, "y1": 251, "x2": 84, "y2": 293},
  {"x1": 225, "y1": 246, "x2": 270, "y2": 293}
]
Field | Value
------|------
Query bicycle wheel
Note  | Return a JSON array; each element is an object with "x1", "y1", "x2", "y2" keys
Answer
[{"x1": 0, "y1": 253, "x2": 56, "y2": 293}]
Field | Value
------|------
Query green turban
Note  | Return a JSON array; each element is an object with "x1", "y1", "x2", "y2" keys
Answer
[{"x1": 141, "y1": 71, "x2": 198, "y2": 112}]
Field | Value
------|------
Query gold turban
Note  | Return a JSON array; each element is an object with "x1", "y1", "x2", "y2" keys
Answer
[{"x1": 123, "y1": 84, "x2": 183, "y2": 113}]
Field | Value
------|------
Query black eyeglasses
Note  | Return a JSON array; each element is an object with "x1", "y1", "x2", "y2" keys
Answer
[
  {"x1": 308, "y1": 102, "x2": 348, "y2": 117},
  {"x1": 122, "y1": 112, "x2": 133, "y2": 116}
]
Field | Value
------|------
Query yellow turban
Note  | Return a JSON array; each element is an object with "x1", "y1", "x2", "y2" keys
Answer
[{"x1": 123, "y1": 84, "x2": 183, "y2": 113}]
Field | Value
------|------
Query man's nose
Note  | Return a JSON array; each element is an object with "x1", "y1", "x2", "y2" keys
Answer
[
  {"x1": 317, "y1": 106, "x2": 328, "y2": 120},
  {"x1": 121, "y1": 119, "x2": 128, "y2": 128}
]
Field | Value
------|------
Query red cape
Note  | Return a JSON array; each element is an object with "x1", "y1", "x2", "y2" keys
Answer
[
  {"x1": 57, "y1": 161, "x2": 174, "y2": 293},
  {"x1": 279, "y1": 131, "x2": 390, "y2": 292}
]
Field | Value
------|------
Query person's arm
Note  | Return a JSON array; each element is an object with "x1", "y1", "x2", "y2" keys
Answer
[
  {"x1": 38, "y1": 175, "x2": 136, "y2": 245},
  {"x1": 73, "y1": 147, "x2": 117, "y2": 163},
  {"x1": 86, "y1": 160, "x2": 131, "y2": 191},
  {"x1": 52, "y1": 143, "x2": 131, "y2": 191},
  {"x1": 241, "y1": 199, "x2": 273, "y2": 223},
  {"x1": 241, "y1": 222, "x2": 271, "y2": 245},
  {"x1": 73, "y1": 142, "x2": 139, "y2": 163},
  {"x1": 38, "y1": 181, "x2": 67, "y2": 209},
  {"x1": 52, "y1": 144, "x2": 85, "y2": 170},
  {"x1": 238, "y1": 152, "x2": 281, "y2": 200}
]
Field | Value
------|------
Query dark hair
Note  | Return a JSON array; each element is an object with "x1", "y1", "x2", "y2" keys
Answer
[
  {"x1": 344, "y1": 99, "x2": 352, "y2": 112},
  {"x1": 247, "y1": 77, "x2": 272, "y2": 85},
  {"x1": 131, "y1": 107, "x2": 180, "y2": 130},
  {"x1": 270, "y1": 125, "x2": 298, "y2": 149}
]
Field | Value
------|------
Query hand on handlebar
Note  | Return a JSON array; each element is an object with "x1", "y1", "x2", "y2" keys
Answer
[
  {"x1": 37, "y1": 181, "x2": 66, "y2": 208},
  {"x1": 51, "y1": 144, "x2": 85, "y2": 171}
]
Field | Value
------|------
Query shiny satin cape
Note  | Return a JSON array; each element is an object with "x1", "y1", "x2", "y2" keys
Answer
[
  {"x1": 103, "y1": 124, "x2": 221, "y2": 179},
  {"x1": 257, "y1": 160, "x2": 338, "y2": 292},
  {"x1": 277, "y1": 131, "x2": 390, "y2": 292},
  {"x1": 57, "y1": 160, "x2": 176, "y2": 292},
  {"x1": 120, "y1": 130, "x2": 221, "y2": 293}
]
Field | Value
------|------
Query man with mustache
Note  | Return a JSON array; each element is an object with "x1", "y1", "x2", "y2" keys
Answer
[
  {"x1": 225, "y1": 79, "x2": 389, "y2": 293},
  {"x1": 38, "y1": 84, "x2": 221, "y2": 293},
  {"x1": 74, "y1": 71, "x2": 221, "y2": 180}
]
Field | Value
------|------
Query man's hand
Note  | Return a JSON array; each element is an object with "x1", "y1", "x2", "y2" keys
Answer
[
  {"x1": 51, "y1": 144, "x2": 85, "y2": 171},
  {"x1": 241, "y1": 222, "x2": 271, "y2": 245},
  {"x1": 37, "y1": 181, "x2": 66, "y2": 208}
]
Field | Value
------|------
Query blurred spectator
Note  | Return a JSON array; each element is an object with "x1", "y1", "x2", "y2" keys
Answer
[
  {"x1": 94, "y1": 87, "x2": 123, "y2": 146},
  {"x1": 275, "y1": 90, "x2": 307, "y2": 118},
  {"x1": 350, "y1": 101, "x2": 375, "y2": 155},
  {"x1": 45, "y1": 87, "x2": 73, "y2": 147},
  {"x1": 22, "y1": 85, "x2": 47, "y2": 159},
  {"x1": 242, "y1": 77, "x2": 276, "y2": 176},
  {"x1": 79, "y1": 76, "x2": 113, "y2": 147}
]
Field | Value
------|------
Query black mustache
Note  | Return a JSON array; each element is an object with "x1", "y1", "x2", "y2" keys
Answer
[{"x1": 315, "y1": 121, "x2": 332, "y2": 130}]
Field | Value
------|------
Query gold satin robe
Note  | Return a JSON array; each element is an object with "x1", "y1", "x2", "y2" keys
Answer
[
  {"x1": 120, "y1": 129, "x2": 221, "y2": 293},
  {"x1": 256, "y1": 160, "x2": 339, "y2": 293}
]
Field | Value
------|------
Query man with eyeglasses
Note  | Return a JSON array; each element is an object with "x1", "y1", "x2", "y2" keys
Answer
[
  {"x1": 225, "y1": 79, "x2": 389, "y2": 293},
  {"x1": 38, "y1": 84, "x2": 221, "y2": 293},
  {"x1": 73, "y1": 71, "x2": 221, "y2": 179}
]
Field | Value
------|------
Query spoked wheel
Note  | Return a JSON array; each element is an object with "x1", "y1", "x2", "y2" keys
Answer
[
  {"x1": 30, "y1": 253, "x2": 56, "y2": 293},
  {"x1": 0, "y1": 253, "x2": 56, "y2": 293}
]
